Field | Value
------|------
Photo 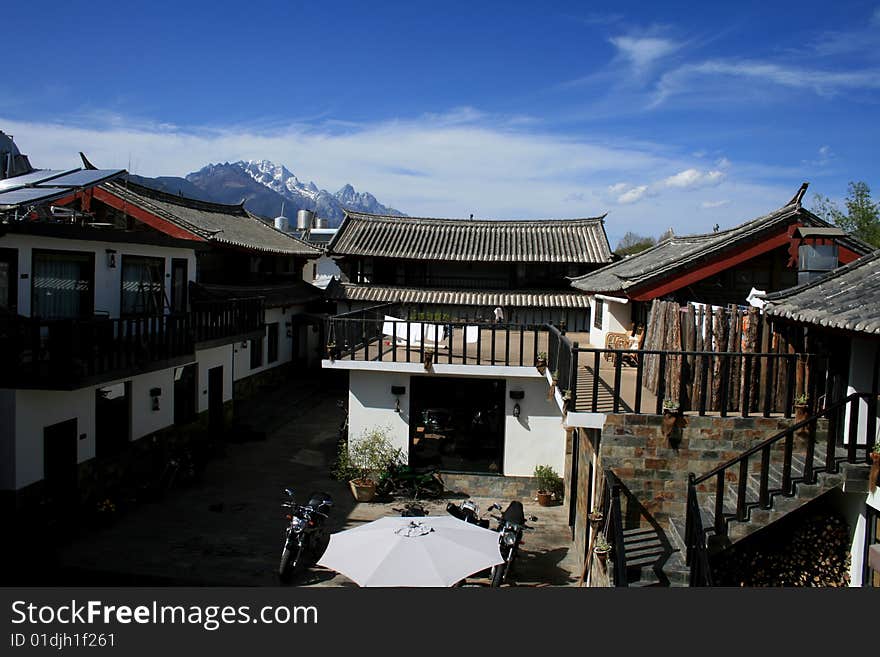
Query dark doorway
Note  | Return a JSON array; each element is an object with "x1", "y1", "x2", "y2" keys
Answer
[
  {"x1": 409, "y1": 376, "x2": 505, "y2": 474},
  {"x1": 43, "y1": 418, "x2": 78, "y2": 506},
  {"x1": 170, "y1": 258, "x2": 188, "y2": 314},
  {"x1": 208, "y1": 366, "x2": 224, "y2": 436},
  {"x1": 95, "y1": 382, "x2": 131, "y2": 457},
  {"x1": 174, "y1": 363, "x2": 198, "y2": 425},
  {"x1": 0, "y1": 248, "x2": 18, "y2": 313}
]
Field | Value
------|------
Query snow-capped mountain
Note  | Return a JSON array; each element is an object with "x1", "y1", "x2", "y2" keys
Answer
[{"x1": 183, "y1": 160, "x2": 404, "y2": 226}]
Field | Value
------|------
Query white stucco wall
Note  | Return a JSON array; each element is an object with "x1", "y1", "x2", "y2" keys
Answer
[
  {"x1": 844, "y1": 337, "x2": 879, "y2": 444},
  {"x1": 11, "y1": 366, "x2": 182, "y2": 490},
  {"x1": 7, "y1": 344, "x2": 244, "y2": 491},
  {"x1": 232, "y1": 306, "x2": 298, "y2": 382},
  {"x1": 347, "y1": 368, "x2": 565, "y2": 477},
  {"x1": 348, "y1": 370, "x2": 411, "y2": 455},
  {"x1": 503, "y1": 376, "x2": 566, "y2": 476},
  {"x1": 588, "y1": 296, "x2": 632, "y2": 348},
  {"x1": 13, "y1": 387, "x2": 94, "y2": 489},
  {"x1": 0, "y1": 233, "x2": 196, "y2": 318},
  {"x1": 195, "y1": 345, "x2": 234, "y2": 412}
]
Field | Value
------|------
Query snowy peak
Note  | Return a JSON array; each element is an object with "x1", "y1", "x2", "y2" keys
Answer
[{"x1": 185, "y1": 159, "x2": 404, "y2": 226}]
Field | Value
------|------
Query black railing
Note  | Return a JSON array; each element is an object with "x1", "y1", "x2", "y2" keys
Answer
[
  {"x1": 0, "y1": 297, "x2": 265, "y2": 388},
  {"x1": 191, "y1": 297, "x2": 265, "y2": 343},
  {"x1": 326, "y1": 308, "x2": 550, "y2": 368},
  {"x1": 685, "y1": 391, "x2": 878, "y2": 586},
  {"x1": 572, "y1": 347, "x2": 799, "y2": 418},
  {"x1": 598, "y1": 469, "x2": 628, "y2": 587},
  {"x1": 547, "y1": 324, "x2": 578, "y2": 405}
]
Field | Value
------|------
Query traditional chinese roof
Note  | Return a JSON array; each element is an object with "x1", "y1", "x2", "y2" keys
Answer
[
  {"x1": 190, "y1": 280, "x2": 325, "y2": 308},
  {"x1": 570, "y1": 185, "x2": 873, "y2": 297},
  {"x1": 326, "y1": 210, "x2": 612, "y2": 264},
  {"x1": 326, "y1": 280, "x2": 590, "y2": 308},
  {"x1": 100, "y1": 180, "x2": 321, "y2": 257},
  {"x1": 763, "y1": 250, "x2": 880, "y2": 335}
]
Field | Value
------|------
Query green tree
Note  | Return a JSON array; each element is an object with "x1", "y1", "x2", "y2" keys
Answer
[
  {"x1": 811, "y1": 181, "x2": 880, "y2": 247},
  {"x1": 614, "y1": 231, "x2": 656, "y2": 257}
]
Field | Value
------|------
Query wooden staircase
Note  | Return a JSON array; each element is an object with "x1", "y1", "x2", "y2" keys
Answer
[{"x1": 684, "y1": 392, "x2": 876, "y2": 586}]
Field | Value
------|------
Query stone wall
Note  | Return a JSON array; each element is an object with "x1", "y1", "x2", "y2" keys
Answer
[
  {"x1": 440, "y1": 472, "x2": 541, "y2": 501},
  {"x1": 599, "y1": 413, "x2": 794, "y2": 531}
]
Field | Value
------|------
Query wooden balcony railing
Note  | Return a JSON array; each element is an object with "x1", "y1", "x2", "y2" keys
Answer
[{"x1": 0, "y1": 297, "x2": 264, "y2": 388}]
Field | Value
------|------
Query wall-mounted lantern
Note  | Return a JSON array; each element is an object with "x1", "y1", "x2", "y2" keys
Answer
[
  {"x1": 150, "y1": 386, "x2": 162, "y2": 411},
  {"x1": 392, "y1": 385, "x2": 406, "y2": 413},
  {"x1": 510, "y1": 390, "x2": 524, "y2": 418},
  {"x1": 105, "y1": 249, "x2": 117, "y2": 268}
]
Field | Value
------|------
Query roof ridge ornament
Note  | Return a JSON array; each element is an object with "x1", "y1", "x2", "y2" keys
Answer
[{"x1": 786, "y1": 182, "x2": 809, "y2": 208}]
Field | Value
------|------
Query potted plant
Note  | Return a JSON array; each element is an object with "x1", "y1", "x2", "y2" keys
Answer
[
  {"x1": 423, "y1": 349, "x2": 434, "y2": 370},
  {"x1": 661, "y1": 399, "x2": 684, "y2": 442},
  {"x1": 548, "y1": 369, "x2": 559, "y2": 400},
  {"x1": 536, "y1": 352, "x2": 547, "y2": 375},
  {"x1": 593, "y1": 532, "x2": 612, "y2": 565},
  {"x1": 793, "y1": 393, "x2": 810, "y2": 439},
  {"x1": 588, "y1": 509, "x2": 604, "y2": 529},
  {"x1": 333, "y1": 427, "x2": 399, "y2": 502},
  {"x1": 534, "y1": 464, "x2": 562, "y2": 506},
  {"x1": 561, "y1": 389, "x2": 573, "y2": 415},
  {"x1": 870, "y1": 443, "x2": 880, "y2": 494},
  {"x1": 326, "y1": 341, "x2": 336, "y2": 361}
]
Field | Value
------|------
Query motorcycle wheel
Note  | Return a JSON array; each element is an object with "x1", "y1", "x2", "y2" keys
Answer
[
  {"x1": 278, "y1": 544, "x2": 305, "y2": 582},
  {"x1": 490, "y1": 562, "x2": 507, "y2": 587}
]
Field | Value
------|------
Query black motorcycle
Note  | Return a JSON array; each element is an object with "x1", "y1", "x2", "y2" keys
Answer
[
  {"x1": 278, "y1": 489, "x2": 333, "y2": 581},
  {"x1": 446, "y1": 499, "x2": 490, "y2": 529},
  {"x1": 486, "y1": 501, "x2": 536, "y2": 587}
]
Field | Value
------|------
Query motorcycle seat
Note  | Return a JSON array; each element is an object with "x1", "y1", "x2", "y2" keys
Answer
[{"x1": 307, "y1": 491, "x2": 334, "y2": 511}]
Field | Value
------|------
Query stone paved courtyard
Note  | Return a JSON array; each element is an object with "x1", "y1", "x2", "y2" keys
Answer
[{"x1": 50, "y1": 370, "x2": 580, "y2": 587}]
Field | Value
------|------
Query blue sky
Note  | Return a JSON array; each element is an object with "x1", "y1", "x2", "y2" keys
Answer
[{"x1": 3, "y1": 0, "x2": 880, "y2": 246}]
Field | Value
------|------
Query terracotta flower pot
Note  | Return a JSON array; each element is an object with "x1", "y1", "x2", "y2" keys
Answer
[
  {"x1": 349, "y1": 479, "x2": 377, "y2": 502},
  {"x1": 536, "y1": 491, "x2": 554, "y2": 506},
  {"x1": 536, "y1": 359, "x2": 547, "y2": 375},
  {"x1": 588, "y1": 512, "x2": 604, "y2": 529},
  {"x1": 594, "y1": 547, "x2": 610, "y2": 566}
]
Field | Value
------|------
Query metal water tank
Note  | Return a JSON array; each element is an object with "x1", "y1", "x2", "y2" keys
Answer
[
  {"x1": 296, "y1": 209, "x2": 315, "y2": 230},
  {"x1": 314, "y1": 216, "x2": 328, "y2": 229},
  {"x1": 274, "y1": 215, "x2": 289, "y2": 232}
]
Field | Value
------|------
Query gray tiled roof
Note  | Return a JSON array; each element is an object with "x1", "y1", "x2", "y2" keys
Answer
[
  {"x1": 327, "y1": 210, "x2": 612, "y2": 263},
  {"x1": 327, "y1": 280, "x2": 590, "y2": 308},
  {"x1": 102, "y1": 181, "x2": 321, "y2": 257},
  {"x1": 570, "y1": 188, "x2": 873, "y2": 295},
  {"x1": 763, "y1": 250, "x2": 880, "y2": 335},
  {"x1": 190, "y1": 280, "x2": 325, "y2": 308}
]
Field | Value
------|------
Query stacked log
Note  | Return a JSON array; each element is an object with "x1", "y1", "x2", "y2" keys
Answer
[{"x1": 712, "y1": 511, "x2": 851, "y2": 587}]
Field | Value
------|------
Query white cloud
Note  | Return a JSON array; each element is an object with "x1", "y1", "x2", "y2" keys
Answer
[
  {"x1": 1, "y1": 110, "x2": 794, "y2": 238},
  {"x1": 700, "y1": 199, "x2": 731, "y2": 209},
  {"x1": 609, "y1": 35, "x2": 681, "y2": 73},
  {"x1": 654, "y1": 59, "x2": 880, "y2": 105},
  {"x1": 617, "y1": 185, "x2": 649, "y2": 204},
  {"x1": 663, "y1": 168, "x2": 725, "y2": 189}
]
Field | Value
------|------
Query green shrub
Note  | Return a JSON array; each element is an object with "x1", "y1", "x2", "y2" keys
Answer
[
  {"x1": 534, "y1": 464, "x2": 563, "y2": 496},
  {"x1": 333, "y1": 427, "x2": 403, "y2": 484}
]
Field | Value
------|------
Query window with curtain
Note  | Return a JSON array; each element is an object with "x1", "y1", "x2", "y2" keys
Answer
[
  {"x1": 32, "y1": 250, "x2": 94, "y2": 319},
  {"x1": 121, "y1": 256, "x2": 165, "y2": 315}
]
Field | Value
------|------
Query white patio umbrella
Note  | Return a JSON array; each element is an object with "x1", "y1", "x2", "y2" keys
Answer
[{"x1": 317, "y1": 515, "x2": 504, "y2": 587}]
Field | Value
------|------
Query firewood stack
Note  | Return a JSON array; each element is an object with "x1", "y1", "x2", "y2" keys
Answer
[{"x1": 712, "y1": 512, "x2": 851, "y2": 587}]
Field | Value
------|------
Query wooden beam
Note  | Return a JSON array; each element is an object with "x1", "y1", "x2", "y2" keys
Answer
[
  {"x1": 630, "y1": 230, "x2": 793, "y2": 301},
  {"x1": 91, "y1": 187, "x2": 206, "y2": 242}
]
